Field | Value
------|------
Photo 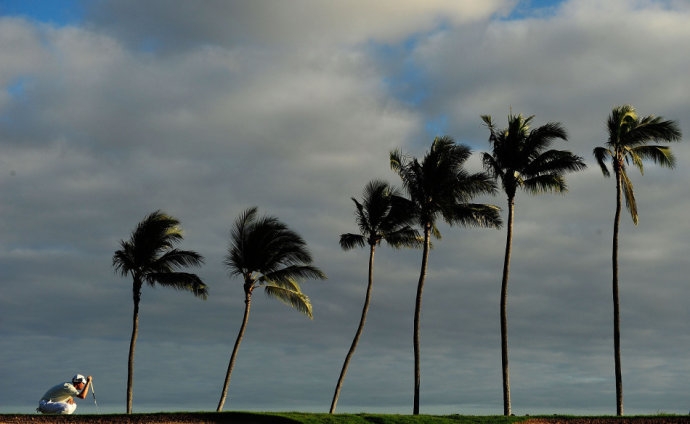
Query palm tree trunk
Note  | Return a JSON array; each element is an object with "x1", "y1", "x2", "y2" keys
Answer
[
  {"x1": 329, "y1": 244, "x2": 377, "y2": 413},
  {"x1": 217, "y1": 291, "x2": 252, "y2": 412},
  {"x1": 127, "y1": 280, "x2": 142, "y2": 414},
  {"x1": 612, "y1": 169, "x2": 623, "y2": 416},
  {"x1": 500, "y1": 198, "x2": 515, "y2": 416},
  {"x1": 413, "y1": 226, "x2": 431, "y2": 415}
]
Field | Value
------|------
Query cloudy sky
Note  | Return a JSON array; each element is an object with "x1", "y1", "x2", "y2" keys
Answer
[{"x1": 1, "y1": 0, "x2": 688, "y2": 416}]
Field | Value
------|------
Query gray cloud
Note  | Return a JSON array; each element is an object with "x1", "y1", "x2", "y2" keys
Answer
[
  {"x1": 84, "y1": 0, "x2": 510, "y2": 51},
  {"x1": 1, "y1": 0, "x2": 689, "y2": 416}
]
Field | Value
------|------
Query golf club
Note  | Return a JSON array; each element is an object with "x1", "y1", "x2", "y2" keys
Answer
[{"x1": 90, "y1": 378, "x2": 100, "y2": 413}]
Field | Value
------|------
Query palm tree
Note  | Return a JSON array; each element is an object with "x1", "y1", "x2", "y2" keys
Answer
[
  {"x1": 112, "y1": 210, "x2": 207, "y2": 414},
  {"x1": 329, "y1": 180, "x2": 421, "y2": 413},
  {"x1": 390, "y1": 136, "x2": 502, "y2": 415},
  {"x1": 481, "y1": 113, "x2": 586, "y2": 416},
  {"x1": 593, "y1": 105, "x2": 682, "y2": 416},
  {"x1": 216, "y1": 207, "x2": 327, "y2": 412}
]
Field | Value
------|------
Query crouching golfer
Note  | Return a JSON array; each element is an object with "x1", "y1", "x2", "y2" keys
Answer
[{"x1": 37, "y1": 374, "x2": 92, "y2": 414}]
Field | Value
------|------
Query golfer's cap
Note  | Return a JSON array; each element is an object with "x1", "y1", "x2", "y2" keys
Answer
[{"x1": 72, "y1": 374, "x2": 87, "y2": 384}]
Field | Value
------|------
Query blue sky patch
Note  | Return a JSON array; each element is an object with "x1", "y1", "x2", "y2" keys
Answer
[
  {"x1": 504, "y1": 0, "x2": 564, "y2": 20},
  {"x1": 0, "y1": 0, "x2": 83, "y2": 25}
]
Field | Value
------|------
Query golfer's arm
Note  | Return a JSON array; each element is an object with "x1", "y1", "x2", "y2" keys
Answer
[{"x1": 76, "y1": 381, "x2": 91, "y2": 399}]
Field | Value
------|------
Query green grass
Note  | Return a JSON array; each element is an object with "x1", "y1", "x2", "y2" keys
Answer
[
  {"x1": 272, "y1": 412, "x2": 529, "y2": 424},
  {"x1": 0, "y1": 412, "x2": 533, "y2": 423},
  {"x1": 173, "y1": 411, "x2": 685, "y2": 424},
  {"x1": 4, "y1": 412, "x2": 688, "y2": 423}
]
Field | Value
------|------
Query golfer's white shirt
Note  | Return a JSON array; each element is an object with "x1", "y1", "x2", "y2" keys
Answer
[{"x1": 37, "y1": 382, "x2": 80, "y2": 414}]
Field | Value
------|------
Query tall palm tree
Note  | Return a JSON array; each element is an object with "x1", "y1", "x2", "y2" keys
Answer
[
  {"x1": 216, "y1": 207, "x2": 327, "y2": 412},
  {"x1": 593, "y1": 105, "x2": 681, "y2": 416},
  {"x1": 390, "y1": 136, "x2": 502, "y2": 415},
  {"x1": 112, "y1": 210, "x2": 207, "y2": 414},
  {"x1": 481, "y1": 113, "x2": 586, "y2": 416},
  {"x1": 329, "y1": 180, "x2": 421, "y2": 413}
]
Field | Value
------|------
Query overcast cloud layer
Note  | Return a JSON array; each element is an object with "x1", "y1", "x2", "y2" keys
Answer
[{"x1": 1, "y1": 0, "x2": 689, "y2": 416}]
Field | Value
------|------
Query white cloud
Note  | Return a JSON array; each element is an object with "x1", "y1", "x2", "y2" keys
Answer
[{"x1": 1, "y1": 0, "x2": 689, "y2": 416}]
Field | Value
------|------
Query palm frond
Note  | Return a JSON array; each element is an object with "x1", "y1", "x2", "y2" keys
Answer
[
  {"x1": 481, "y1": 152, "x2": 504, "y2": 181},
  {"x1": 388, "y1": 194, "x2": 419, "y2": 226},
  {"x1": 113, "y1": 242, "x2": 136, "y2": 276},
  {"x1": 147, "y1": 272, "x2": 208, "y2": 299},
  {"x1": 607, "y1": 105, "x2": 638, "y2": 146},
  {"x1": 390, "y1": 149, "x2": 423, "y2": 199},
  {"x1": 394, "y1": 136, "x2": 502, "y2": 240},
  {"x1": 524, "y1": 150, "x2": 586, "y2": 177},
  {"x1": 448, "y1": 203, "x2": 503, "y2": 229},
  {"x1": 630, "y1": 145, "x2": 676, "y2": 169},
  {"x1": 525, "y1": 121, "x2": 568, "y2": 152},
  {"x1": 226, "y1": 207, "x2": 259, "y2": 274},
  {"x1": 620, "y1": 170, "x2": 638, "y2": 225},
  {"x1": 264, "y1": 265, "x2": 326, "y2": 286},
  {"x1": 153, "y1": 248, "x2": 205, "y2": 272},
  {"x1": 625, "y1": 146, "x2": 645, "y2": 174},
  {"x1": 384, "y1": 227, "x2": 423, "y2": 249},
  {"x1": 523, "y1": 174, "x2": 567, "y2": 194},
  {"x1": 626, "y1": 116, "x2": 682, "y2": 147},
  {"x1": 357, "y1": 180, "x2": 397, "y2": 236},
  {"x1": 481, "y1": 113, "x2": 582, "y2": 203},
  {"x1": 131, "y1": 211, "x2": 184, "y2": 258},
  {"x1": 351, "y1": 198, "x2": 370, "y2": 235},
  {"x1": 227, "y1": 207, "x2": 317, "y2": 275},
  {"x1": 343, "y1": 179, "x2": 420, "y2": 254},
  {"x1": 453, "y1": 171, "x2": 499, "y2": 201},
  {"x1": 389, "y1": 148, "x2": 405, "y2": 174},
  {"x1": 339, "y1": 233, "x2": 366, "y2": 250},
  {"x1": 593, "y1": 147, "x2": 612, "y2": 177},
  {"x1": 225, "y1": 207, "x2": 326, "y2": 300},
  {"x1": 598, "y1": 105, "x2": 682, "y2": 224},
  {"x1": 430, "y1": 224, "x2": 442, "y2": 240},
  {"x1": 113, "y1": 211, "x2": 204, "y2": 297},
  {"x1": 263, "y1": 284, "x2": 313, "y2": 319},
  {"x1": 481, "y1": 114, "x2": 496, "y2": 133}
]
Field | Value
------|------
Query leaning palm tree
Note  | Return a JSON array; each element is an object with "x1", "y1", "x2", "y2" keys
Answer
[
  {"x1": 481, "y1": 113, "x2": 586, "y2": 416},
  {"x1": 593, "y1": 105, "x2": 681, "y2": 416},
  {"x1": 216, "y1": 207, "x2": 327, "y2": 412},
  {"x1": 329, "y1": 180, "x2": 421, "y2": 413},
  {"x1": 112, "y1": 210, "x2": 207, "y2": 414},
  {"x1": 390, "y1": 136, "x2": 502, "y2": 415}
]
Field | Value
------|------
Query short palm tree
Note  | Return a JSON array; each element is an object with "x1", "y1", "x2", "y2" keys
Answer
[
  {"x1": 593, "y1": 105, "x2": 682, "y2": 416},
  {"x1": 390, "y1": 136, "x2": 502, "y2": 415},
  {"x1": 112, "y1": 210, "x2": 207, "y2": 414},
  {"x1": 482, "y1": 113, "x2": 586, "y2": 416},
  {"x1": 329, "y1": 180, "x2": 421, "y2": 413},
  {"x1": 216, "y1": 207, "x2": 327, "y2": 412}
]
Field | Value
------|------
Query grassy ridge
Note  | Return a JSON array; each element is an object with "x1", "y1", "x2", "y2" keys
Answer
[
  {"x1": 274, "y1": 413, "x2": 528, "y2": 423},
  {"x1": 2, "y1": 412, "x2": 688, "y2": 424},
  {"x1": 0, "y1": 412, "x2": 531, "y2": 423}
]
